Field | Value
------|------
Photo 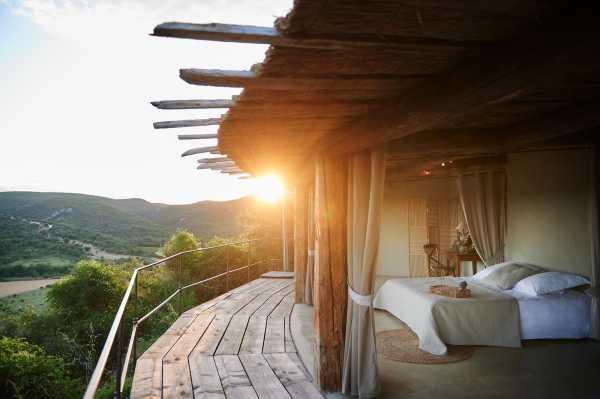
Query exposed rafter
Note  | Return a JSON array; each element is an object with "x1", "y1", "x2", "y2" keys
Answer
[
  {"x1": 178, "y1": 134, "x2": 218, "y2": 140},
  {"x1": 179, "y1": 69, "x2": 421, "y2": 91},
  {"x1": 197, "y1": 157, "x2": 231, "y2": 163},
  {"x1": 386, "y1": 102, "x2": 600, "y2": 160},
  {"x1": 152, "y1": 22, "x2": 467, "y2": 50},
  {"x1": 153, "y1": 118, "x2": 221, "y2": 129},
  {"x1": 150, "y1": 99, "x2": 233, "y2": 109},
  {"x1": 181, "y1": 146, "x2": 219, "y2": 157},
  {"x1": 196, "y1": 161, "x2": 236, "y2": 170},
  {"x1": 220, "y1": 169, "x2": 244, "y2": 174}
]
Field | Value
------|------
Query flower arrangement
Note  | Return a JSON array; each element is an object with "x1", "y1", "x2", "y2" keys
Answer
[{"x1": 452, "y1": 222, "x2": 474, "y2": 254}]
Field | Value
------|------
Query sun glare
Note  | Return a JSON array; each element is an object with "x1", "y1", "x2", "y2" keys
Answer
[{"x1": 251, "y1": 175, "x2": 285, "y2": 203}]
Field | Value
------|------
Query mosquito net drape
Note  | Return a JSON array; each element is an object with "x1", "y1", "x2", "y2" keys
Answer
[
  {"x1": 457, "y1": 169, "x2": 507, "y2": 266},
  {"x1": 588, "y1": 146, "x2": 600, "y2": 340},
  {"x1": 305, "y1": 185, "x2": 315, "y2": 305},
  {"x1": 342, "y1": 150, "x2": 385, "y2": 398}
]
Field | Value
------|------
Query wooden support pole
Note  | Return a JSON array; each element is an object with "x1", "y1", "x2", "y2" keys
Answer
[
  {"x1": 313, "y1": 155, "x2": 347, "y2": 392},
  {"x1": 181, "y1": 146, "x2": 219, "y2": 157},
  {"x1": 153, "y1": 118, "x2": 220, "y2": 129},
  {"x1": 294, "y1": 184, "x2": 309, "y2": 304},
  {"x1": 178, "y1": 133, "x2": 218, "y2": 140},
  {"x1": 150, "y1": 99, "x2": 233, "y2": 109}
]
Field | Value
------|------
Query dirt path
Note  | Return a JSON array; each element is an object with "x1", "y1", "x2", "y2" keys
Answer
[{"x1": 0, "y1": 278, "x2": 61, "y2": 298}]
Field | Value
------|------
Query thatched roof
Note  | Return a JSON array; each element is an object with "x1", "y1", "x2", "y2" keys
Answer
[{"x1": 153, "y1": 1, "x2": 600, "y2": 181}]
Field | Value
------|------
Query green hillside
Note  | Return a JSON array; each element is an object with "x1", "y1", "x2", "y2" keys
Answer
[{"x1": 0, "y1": 191, "x2": 276, "y2": 278}]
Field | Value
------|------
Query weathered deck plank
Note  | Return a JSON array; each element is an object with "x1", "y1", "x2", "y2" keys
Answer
[
  {"x1": 239, "y1": 354, "x2": 292, "y2": 399},
  {"x1": 264, "y1": 353, "x2": 323, "y2": 399},
  {"x1": 162, "y1": 314, "x2": 215, "y2": 398},
  {"x1": 217, "y1": 283, "x2": 293, "y2": 355},
  {"x1": 131, "y1": 276, "x2": 322, "y2": 399},
  {"x1": 190, "y1": 355, "x2": 225, "y2": 399},
  {"x1": 214, "y1": 355, "x2": 259, "y2": 399}
]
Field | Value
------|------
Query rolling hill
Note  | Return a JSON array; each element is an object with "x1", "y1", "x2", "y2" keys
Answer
[{"x1": 0, "y1": 191, "x2": 278, "y2": 277}]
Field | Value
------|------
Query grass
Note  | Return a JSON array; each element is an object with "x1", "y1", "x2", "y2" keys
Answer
[
  {"x1": 1, "y1": 256, "x2": 75, "y2": 279},
  {"x1": 6, "y1": 256, "x2": 73, "y2": 268},
  {"x1": 0, "y1": 286, "x2": 52, "y2": 313}
]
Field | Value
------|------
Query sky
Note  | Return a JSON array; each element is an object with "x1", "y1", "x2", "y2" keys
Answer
[{"x1": 0, "y1": 0, "x2": 292, "y2": 204}]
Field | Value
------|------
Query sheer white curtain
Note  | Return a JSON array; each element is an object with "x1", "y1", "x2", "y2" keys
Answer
[
  {"x1": 342, "y1": 150, "x2": 385, "y2": 398},
  {"x1": 588, "y1": 146, "x2": 600, "y2": 339},
  {"x1": 457, "y1": 169, "x2": 506, "y2": 266},
  {"x1": 305, "y1": 185, "x2": 315, "y2": 305}
]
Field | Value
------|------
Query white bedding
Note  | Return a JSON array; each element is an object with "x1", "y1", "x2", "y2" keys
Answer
[
  {"x1": 506, "y1": 288, "x2": 591, "y2": 339},
  {"x1": 373, "y1": 277, "x2": 521, "y2": 355},
  {"x1": 374, "y1": 277, "x2": 591, "y2": 355}
]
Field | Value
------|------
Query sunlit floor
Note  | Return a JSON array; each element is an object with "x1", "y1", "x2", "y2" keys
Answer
[{"x1": 292, "y1": 306, "x2": 600, "y2": 399}]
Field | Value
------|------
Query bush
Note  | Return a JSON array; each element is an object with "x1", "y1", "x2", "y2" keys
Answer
[{"x1": 0, "y1": 337, "x2": 80, "y2": 399}]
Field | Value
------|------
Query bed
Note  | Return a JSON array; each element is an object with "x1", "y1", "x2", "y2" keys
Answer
[{"x1": 373, "y1": 276, "x2": 591, "y2": 355}]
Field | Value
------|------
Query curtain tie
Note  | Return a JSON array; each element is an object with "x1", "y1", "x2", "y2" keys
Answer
[{"x1": 348, "y1": 285, "x2": 372, "y2": 307}]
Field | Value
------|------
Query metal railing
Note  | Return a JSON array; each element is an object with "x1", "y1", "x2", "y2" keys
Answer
[{"x1": 83, "y1": 238, "x2": 278, "y2": 399}]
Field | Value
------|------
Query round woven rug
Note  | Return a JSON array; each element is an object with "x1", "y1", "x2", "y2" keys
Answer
[{"x1": 376, "y1": 323, "x2": 474, "y2": 364}]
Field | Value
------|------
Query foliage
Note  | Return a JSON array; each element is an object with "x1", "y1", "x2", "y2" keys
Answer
[
  {"x1": 0, "y1": 216, "x2": 86, "y2": 278},
  {"x1": 48, "y1": 260, "x2": 129, "y2": 314},
  {"x1": 0, "y1": 200, "x2": 282, "y2": 396},
  {"x1": 0, "y1": 337, "x2": 80, "y2": 399}
]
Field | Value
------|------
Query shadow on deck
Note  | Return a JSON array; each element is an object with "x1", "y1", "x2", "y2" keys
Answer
[{"x1": 131, "y1": 275, "x2": 323, "y2": 399}]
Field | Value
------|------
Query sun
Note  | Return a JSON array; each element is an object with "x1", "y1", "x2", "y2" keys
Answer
[{"x1": 251, "y1": 175, "x2": 285, "y2": 203}]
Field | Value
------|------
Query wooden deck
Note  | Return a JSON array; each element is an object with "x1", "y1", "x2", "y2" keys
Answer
[{"x1": 131, "y1": 276, "x2": 323, "y2": 399}]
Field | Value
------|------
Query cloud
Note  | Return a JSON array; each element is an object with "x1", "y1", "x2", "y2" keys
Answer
[{"x1": 4, "y1": 0, "x2": 291, "y2": 43}]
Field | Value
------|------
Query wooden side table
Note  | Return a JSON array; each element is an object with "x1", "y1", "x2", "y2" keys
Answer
[{"x1": 446, "y1": 251, "x2": 481, "y2": 276}]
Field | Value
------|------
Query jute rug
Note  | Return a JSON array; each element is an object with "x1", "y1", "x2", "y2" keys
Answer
[{"x1": 376, "y1": 322, "x2": 474, "y2": 364}]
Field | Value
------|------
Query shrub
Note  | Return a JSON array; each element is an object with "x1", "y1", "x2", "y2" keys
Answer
[{"x1": 0, "y1": 337, "x2": 80, "y2": 399}]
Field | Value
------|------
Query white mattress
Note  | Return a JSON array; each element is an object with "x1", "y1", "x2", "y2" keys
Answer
[{"x1": 506, "y1": 288, "x2": 591, "y2": 339}]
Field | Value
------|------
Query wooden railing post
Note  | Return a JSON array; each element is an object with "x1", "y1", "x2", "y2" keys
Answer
[
  {"x1": 247, "y1": 241, "x2": 251, "y2": 282},
  {"x1": 225, "y1": 245, "x2": 230, "y2": 292}
]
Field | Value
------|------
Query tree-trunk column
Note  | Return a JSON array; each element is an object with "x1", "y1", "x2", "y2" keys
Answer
[{"x1": 314, "y1": 155, "x2": 348, "y2": 392}]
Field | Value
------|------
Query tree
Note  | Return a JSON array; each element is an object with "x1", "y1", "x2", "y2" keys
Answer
[{"x1": 48, "y1": 260, "x2": 128, "y2": 315}]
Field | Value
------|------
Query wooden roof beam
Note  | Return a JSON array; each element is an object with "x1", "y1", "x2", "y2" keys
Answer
[
  {"x1": 153, "y1": 118, "x2": 221, "y2": 129},
  {"x1": 152, "y1": 22, "x2": 466, "y2": 50},
  {"x1": 178, "y1": 134, "x2": 218, "y2": 140},
  {"x1": 197, "y1": 157, "x2": 231, "y2": 163},
  {"x1": 150, "y1": 99, "x2": 233, "y2": 110},
  {"x1": 220, "y1": 167, "x2": 244, "y2": 173},
  {"x1": 386, "y1": 102, "x2": 600, "y2": 159},
  {"x1": 179, "y1": 69, "x2": 422, "y2": 90},
  {"x1": 181, "y1": 146, "x2": 219, "y2": 157},
  {"x1": 197, "y1": 161, "x2": 235, "y2": 167},
  {"x1": 197, "y1": 162, "x2": 236, "y2": 170}
]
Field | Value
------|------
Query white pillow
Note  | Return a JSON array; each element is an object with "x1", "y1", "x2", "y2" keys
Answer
[
  {"x1": 472, "y1": 261, "x2": 540, "y2": 281},
  {"x1": 513, "y1": 271, "x2": 590, "y2": 296}
]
